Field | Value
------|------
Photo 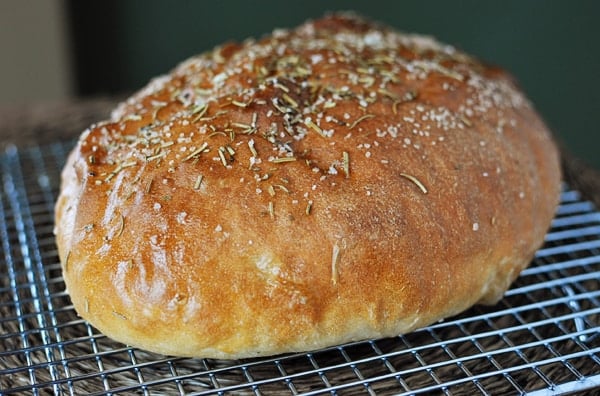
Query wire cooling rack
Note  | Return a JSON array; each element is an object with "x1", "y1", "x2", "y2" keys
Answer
[{"x1": 0, "y1": 141, "x2": 599, "y2": 396}]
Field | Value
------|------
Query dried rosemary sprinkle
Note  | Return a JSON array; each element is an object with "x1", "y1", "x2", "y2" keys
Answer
[
  {"x1": 392, "y1": 90, "x2": 419, "y2": 114},
  {"x1": 272, "y1": 98, "x2": 290, "y2": 114},
  {"x1": 145, "y1": 177, "x2": 154, "y2": 193},
  {"x1": 331, "y1": 243, "x2": 340, "y2": 285},
  {"x1": 434, "y1": 65, "x2": 464, "y2": 81},
  {"x1": 380, "y1": 69, "x2": 400, "y2": 82},
  {"x1": 323, "y1": 100, "x2": 336, "y2": 109},
  {"x1": 359, "y1": 75, "x2": 375, "y2": 87},
  {"x1": 218, "y1": 147, "x2": 229, "y2": 166},
  {"x1": 146, "y1": 151, "x2": 166, "y2": 162},
  {"x1": 123, "y1": 114, "x2": 142, "y2": 122},
  {"x1": 378, "y1": 88, "x2": 398, "y2": 100},
  {"x1": 248, "y1": 139, "x2": 258, "y2": 157},
  {"x1": 400, "y1": 173, "x2": 428, "y2": 194},
  {"x1": 64, "y1": 251, "x2": 71, "y2": 272},
  {"x1": 342, "y1": 151, "x2": 350, "y2": 178},
  {"x1": 304, "y1": 119, "x2": 327, "y2": 138},
  {"x1": 231, "y1": 122, "x2": 252, "y2": 130},
  {"x1": 191, "y1": 103, "x2": 207, "y2": 114},
  {"x1": 124, "y1": 188, "x2": 135, "y2": 200},
  {"x1": 274, "y1": 82, "x2": 290, "y2": 92},
  {"x1": 191, "y1": 104, "x2": 208, "y2": 123},
  {"x1": 112, "y1": 311, "x2": 127, "y2": 320},
  {"x1": 459, "y1": 115, "x2": 472, "y2": 127},
  {"x1": 282, "y1": 93, "x2": 299, "y2": 108},
  {"x1": 83, "y1": 223, "x2": 94, "y2": 233},
  {"x1": 194, "y1": 175, "x2": 203, "y2": 190},
  {"x1": 115, "y1": 212, "x2": 125, "y2": 238},
  {"x1": 295, "y1": 66, "x2": 311, "y2": 76},
  {"x1": 104, "y1": 171, "x2": 118, "y2": 183},
  {"x1": 104, "y1": 161, "x2": 137, "y2": 182},
  {"x1": 232, "y1": 99, "x2": 250, "y2": 108},
  {"x1": 404, "y1": 90, "x2": 418, "y2": 101},
  {"x1": 305, "y1": 200, "x2": 313, "y2": 215},
  {"x1": 208, "y1": 131, "x2": 228, "y2": 138},
  {"x1": 273, "y1": 184, "x2": 289, "y2": 193},
  {"x1": 183, "y1": 142, "x2": 209, "y2": 161},
  {"x1": 349, "y1": 114, "x2": 375, "y2": 130},
  {"x1": 271, "y1": 156, "x2": 297, "y2": 163},
  {"x1": 151, "y1": 103, "x2": 167, "y2": 122}
]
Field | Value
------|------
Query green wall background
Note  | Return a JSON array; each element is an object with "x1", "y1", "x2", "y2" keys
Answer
[{"x1": 71, "y1": 0, "x2": 600, "y2": 169}]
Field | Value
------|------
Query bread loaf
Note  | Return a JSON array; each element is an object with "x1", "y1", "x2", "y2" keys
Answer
[{"x1": 55, "y1": 13, "x2": 561, "y2": 358}]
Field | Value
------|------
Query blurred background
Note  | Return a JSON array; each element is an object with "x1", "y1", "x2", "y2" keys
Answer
[{"x1": 1, "y1": 0, "x2": 598, "y2": 168}]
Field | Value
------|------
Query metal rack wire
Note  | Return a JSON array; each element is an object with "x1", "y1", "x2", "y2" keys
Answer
[{"x1": 1, "y1": 141, "x2": 599, "y2": 395}]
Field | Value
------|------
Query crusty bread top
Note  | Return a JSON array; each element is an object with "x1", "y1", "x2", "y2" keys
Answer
[{"x1": 55, "y1": 13, "x2": 561, "y2": 358}]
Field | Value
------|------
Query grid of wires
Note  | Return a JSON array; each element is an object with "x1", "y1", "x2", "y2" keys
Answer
[{"x1": 1, "y1": 142, "x2": 599, "y2": 395}]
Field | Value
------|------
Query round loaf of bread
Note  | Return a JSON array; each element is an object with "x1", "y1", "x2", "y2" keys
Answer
[{"x1": 55, "y1": 13, "x2": 561, "y2": 358}]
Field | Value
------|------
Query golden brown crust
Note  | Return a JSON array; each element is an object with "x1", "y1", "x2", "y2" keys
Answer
[{"x1": 55, "y1": 13, "x2": 561, "y2": 358}]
